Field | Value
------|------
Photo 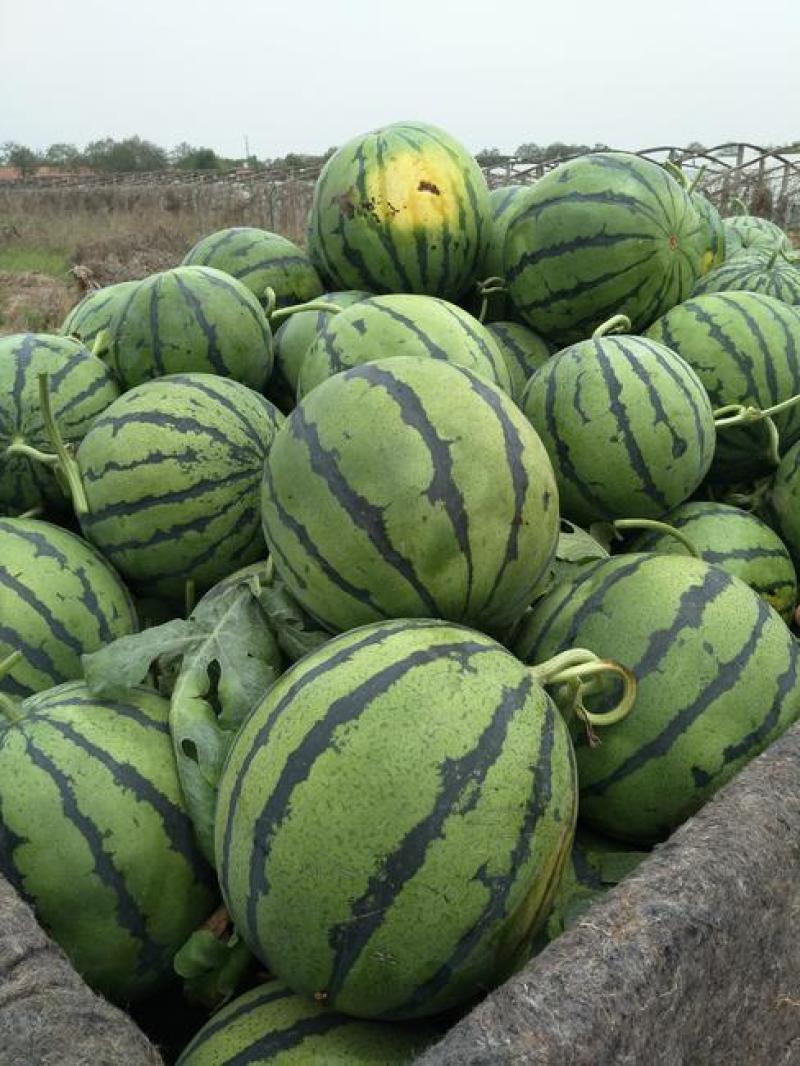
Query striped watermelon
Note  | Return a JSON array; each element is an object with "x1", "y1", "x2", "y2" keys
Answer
[
  {"x1": 474, "y1": 184, "x2": 528, "y2": 321},
  {"x1": 60, "y1": 281, "x2": 138, "y2": 350},
  {"x1": 768, "y1": 439, "x2": 800, "y2": 571},
  {"x1": 182, "y1": 227, "x2": 323, "y2": 312},
  {"x1": 504, "y1": 152, "x2": 706, "y2": 344},
  {"x1": 100, "y1": 266, "x2": 273, "y2": 391},
  {"x1": 261, "y1": 357, "x2": 559, "y2": 636},
  {"x1": 485, "y1": 321, "x2": 551, "y2": 403},
  {"x1": 269, "y1": 290, "x2": 370, "y2": 411},
  {"x1": 0, "y1": 518, "x2": 137, "y2": 698},
  {"x1": 76, "y1": 374, "x2": 282, "y2": 600},
  {"x1": 307, "y1": 121, "x2": 491, "y2": 300},
  {"x1": 629, "y1": 501, "x2": 797, "y2": 622},
  {"x1": 216, "y1": 618, "x2": 577, "y2": 1019},
  {"x1": 645, "y1": 291, "x2": 800, "y2": 481},
  {"x1": 177, "y1": 981, "x2": 439, "y2": 1064},
  {"x1": 691, "y1": 191, "x2": 725, "y2": 271},
  {"x1": 520, "y1": 332, "x2": 715, "y2": 525},
  {"x1": 0, "y1": 680, "x2": 216, "y2": 1002},
  {"x1": 0, "y1": 332, "x2": 119, "y2": 514},
  {"x1": 513, "y1": 553, "x2": 800, "y2": 843},
  {"x1": 723, "y1": 215, "x2": 793, "y2": 257},
  {"x1": 692, "y1": 250, "x2": 800, "y2": 305},
  {"x1": 297, "y1": 294, "x2": 512, "y2": 399}
]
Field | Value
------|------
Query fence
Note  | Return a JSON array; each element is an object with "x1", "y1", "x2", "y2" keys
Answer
[{"x1": 1, "y1": 144, "x2": 798, "y2": 235}]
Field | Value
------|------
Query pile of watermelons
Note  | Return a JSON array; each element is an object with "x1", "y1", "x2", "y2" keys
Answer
[{"x1": 2, "y1": 119, "x2": 800, "y2": 1063}]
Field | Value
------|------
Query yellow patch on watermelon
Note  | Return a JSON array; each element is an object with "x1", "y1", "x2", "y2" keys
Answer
[{"x1": 364, "y1": 147, "x2": 463, "y2": 231}]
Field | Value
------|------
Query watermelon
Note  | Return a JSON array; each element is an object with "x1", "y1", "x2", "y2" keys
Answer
[
  {"x1": 216, "y1": 618, "x2": 577, "y2": 1019},
  {"x1": 182, "y1": 227, "x2": 323, "y2": 312},
  {"x1": 474, "y1": 184, "x2": 529, "y2": 321},
  {"x1": 100, "y1": 266, "x2": 273, "y2": 391},
  {"x1": 0, "y1": 517, "x2": 137, "y2": 699},
  {"x1": 513, "y1": 553, "x2": 800, "y2": 843},
  {"x1": 520, "y1": 331, "x2": 715, "y2": 525},
  {"x1": 176, "y1": 981, "x2": 439, "y2": 1064},
  {"x1": 645, "y1": 291, "x2": 800, "y2": 481},
  {"x1": 0, "y1": 680, "x2": 216, "y2": 1002},
  {"x1": 75, "y1": 373, "x2": 282, "y2": 600},
  {"x1": 297, "y1": 294, "x2": 512, "y2": 399},
  {"x1": 60, "y1": 281, "x2": 138, "y2": 351},
  {"x1": 485, "y1": 321, "x2": 551, "y2": 403},
  {"x1": 269, "y1": 290, "x2": 370, "y2": 411},
  {"x1": 504, "y1": 152, "x2": 706, "y2": 344},
  {"x1": 692, "y1": 249, "x2": 800, "y2": 305},
  {"x1": 0, "y1": 332, "x2": 119, "y2": 514},
  {"x1": 629, "y1": 501, "x2": 797, "y2": 622},
  {"x1": 261, "y1": 357, "x2": 559, "y2": 636},
  {"x1": 768, "y1": 439, "x2": 800, "y2": 571},
  {"x1": 723, "y1": 215, "x2": 793, "y2": 257},
  {"x1": 307, "y1": 121, "x2": 491, "y2": 300}
]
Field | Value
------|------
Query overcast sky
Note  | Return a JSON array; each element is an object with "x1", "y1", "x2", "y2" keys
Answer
[{"x1": 1, "y1": 0, "x2": 798, "y2": 159}]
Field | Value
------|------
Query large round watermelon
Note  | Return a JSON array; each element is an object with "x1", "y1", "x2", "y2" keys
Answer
[
  {"x1": 101, "y1": 266, "x2": 273, "y2": 391},
  {"x1": 307, "y1": 121, "x2": 491, "y2": 300},
  {"x1": 182, "y1": 227, "x2": 323, "y2": 312},
  {"x1": 60, "y1": 281, "x2": 138, "y2": 351},
  {"x1": 691, "y1": 190, "x2": 725, "y2": 271},
  {"x1": 513, "y1": 553, "x2": 800, "y2": 843},
  {"x1": 0, "y1": 680, "x2": 216, "y2": 1002},
  {"x1": 473, "y1": 184, "x2": 529, "y2": 321},
  {"x1": 297, "y1": 294, "x2": 512, "y2": 399},
  {"x1": 692, "y1": 250, "x2": 800, "y2": 305},
  {"x1": 723, "y1": 215, "x2": 793, "y2": 257},
  {"x1": 504, "y1": 152, "x2": 706, "y2": 344},
  {"x1": 76, "y1": 373, "x2": 282, "y2": 599},
  {"x1": 645, "y1": 291, "x2": 800, "y2": 481},
  {"x1": 216, "y1": 619, "x2": 577, "y2": 1019},
  {"x1": 269, "y1": 289, "x2": 370, "y2": 411},
  {"x1": 520, "y1": 332, "x2": 715, "y2": 525},
  {"x1": 0, "y1": 517, "x2": 137, "y2": 698},
  {"x1": 0, "y1": 333, "x2": 119, "y2": 514},
  {"x1": 629, "y1": 500, "x2": 797, "y2": 622},
  {"x1": 176, "y1": 981, "x2": 439, "y2": 1064},
  {"x1": 261, "y1": 356, "x2": 559, "y2": 636}
]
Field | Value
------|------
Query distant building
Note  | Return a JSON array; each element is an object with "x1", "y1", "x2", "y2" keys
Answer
[{"x1": 0, "y1": 165, "x2": 96, "y2": 182}]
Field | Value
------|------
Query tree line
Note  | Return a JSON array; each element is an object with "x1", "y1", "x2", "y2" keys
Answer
[
  {"x1": 0, "y1": 136, "x2": 739, "y2": 178},
  {"x1": 0, "y1": 137, "x2": 338, "y2": 176}
]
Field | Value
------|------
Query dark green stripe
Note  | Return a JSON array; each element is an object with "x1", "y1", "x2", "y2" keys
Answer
[
  {"x1": 292, "y1": 403, "x2": 441, "y2": 615},
  {"x1": 243, "y1": 637, "x2": 496, "y2": 944}
]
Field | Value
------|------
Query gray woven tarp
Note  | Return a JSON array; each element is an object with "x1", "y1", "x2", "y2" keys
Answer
[
  {"x1": 0, "y1": 870, "x2": 163, "y2": 1066},
  {"x1": 416, "y1": 721, "x2": 800, "y2": 1066}
]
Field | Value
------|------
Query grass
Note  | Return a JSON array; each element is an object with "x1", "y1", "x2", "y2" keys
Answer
[{"x1": 0, "y1": 247, "x2": 71, "y2": 277}]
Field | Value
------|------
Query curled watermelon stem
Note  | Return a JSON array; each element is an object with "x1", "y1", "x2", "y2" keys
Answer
[
  {"x1": 612, "y1": 519, "x2": 701, "y2": 559},
  {"x1": 263, "y1": 287, "x2": 277, "y2": 318},
  {"x1": 4, "y1": 442, "x2": 61, "y2": 467},
  {"x1": 475, "y1": 276, "x2": 506, "y2": 323},
  {"x1": 269, "y1": 299, "x2": 344, "y2": 326},
  {"x1": 531, "y1": 649, "x2": 637, "y2": 745},
  {"x1": 592, "y1": 315, "x2": 631, "y2": 339},
  {"x1": 713, "y1": 395, "x2": 800, "y2": 467},
  {"x1": 37, "y1": 372, "x2": 90, "y2": 516}
]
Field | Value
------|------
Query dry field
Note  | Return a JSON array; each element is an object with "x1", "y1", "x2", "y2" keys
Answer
[{"x1": 0, "y1": 181, "x2": 311, "y2": 334}]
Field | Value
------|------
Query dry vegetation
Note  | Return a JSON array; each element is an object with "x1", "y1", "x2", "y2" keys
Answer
[{"x1": 0, "y1": 180, "x2": 312, "y2": 334}]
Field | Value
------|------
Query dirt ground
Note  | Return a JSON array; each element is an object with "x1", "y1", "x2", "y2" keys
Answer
[{"x1": 0, "y1": 270, "x2": 77, "y2": 334}]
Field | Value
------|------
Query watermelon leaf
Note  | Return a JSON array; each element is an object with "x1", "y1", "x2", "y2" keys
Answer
[
  {"x1": 82, "y1": 619, "x2": 197, "y2": 698},
  {"x1": 169, "y1": 583, "x2": 282, "y2": 863},
  {"x1": 174, "y1": 927, "x2": 254, "y2": 1009},
  {"x1": 258, "y1": 577, "x2": 330, "y2": 662}
]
